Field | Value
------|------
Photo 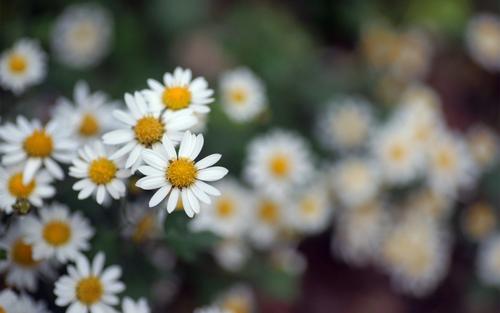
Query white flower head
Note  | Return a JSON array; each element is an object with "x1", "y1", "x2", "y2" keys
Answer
[
  {"x1": 16, "y1": 293, "x2": 50, "y2": 313},
  {"x1": 0, "y1": 116, "x2": 76, "y2": 184},
  {"x1": 247, "y1": 194, "x2": 286, "y2": 249},
  {"x1": 0, "y1": 38, "x2": 46, "y2": 94},
  {"x1": 219, "y1": 67, "x2": 267, "y2": 122},
  {"x1": 121, "y1": 201, "x2": 164, "y2": 243},
  {"x1": 0, "y1": 289, "x2": 18, "y2": 313},
  {"x1": 466, "y1": 124, "x2": 499, "y2": 171},
  {"x1": 143, "y1": 67, "x2": 214, "y2": 114},
  {"x1": 22, "y1": 202, "x2": 94, "y2": 262},
  {"x1": 217, "y1": 285, "x2": 254, "y2": 313},
  {"x1": 54, "y1": 252, "x2": 125, "y2": 313},
  {"x1": 462, "y1": 202, "x2": 497, "y2": 241},
  {"x1": 466, "y1": 14, "x2": 500, "y2": 71},
  {"x1": 121, "y1": 297, "x2": 150, "y2": 313},
  {"x1": 136, "y1": 131, "x2": 228, "y2": 218},
  {"x1": 213, "y1": 239, "x2": 249, "y2": 272},
  {"x1": 477, "y1": 233, "x2": 500, "y2": 286},
  {"x1": 51, "y1": 3, "x2": 113, "y2": 69},
  {"x1": 69, "y1": 141, "x2": 130, "y2": 205},
  {"x1": 103, "y1": 91, "x2": 197, "y2": 172}
]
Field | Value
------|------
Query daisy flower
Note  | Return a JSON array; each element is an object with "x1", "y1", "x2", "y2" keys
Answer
[
  {"x1": 477, "y1": 233, "x2": 500, "y2": 286},
  {"x1": 69, "y1": 141, "x2": 130, "y2": 205},
  {"x1": 136, "y1": 131, "x2": 228, "y2": 218},
  {"x1": 21, "y1": 202, "x2": 94, "y2": 262},
  {"x1": 213, "y1": 238, "x2": 250, "y2": 272},
  {"x1": 219, "y1": 67, "x2": 267, "y2": 122},
  {"x1": 466, "y1": 125, "x2": 499, "y2": 171},
  {"x1": 405, "y1": 188, "x2": 453, "y2": 220},
  {"x1": 316, "y1": 96, "x2": 373, "y2": 152},
  {"x1": 102, "y1": 92, "x2": 196, "y2": 172},
  {"x1": 121, "y1": 202, "x2": 163, "y2": 243},
  {"x1": 388, "y1": 29, "x2": 432, "y2": 81},
  {"x1": 190, "y1": 178, "x2": 251, "y2": 237},
  {"x1": 54, "y1": 252, "x2": 125, "y2": 313},
  {"x1": 247, "y1": 195, "x2": 286, "y2": 249},
  {"x1": 0, "y1": 289, "x2": 18, "y2": 313},
  {"x1": 121, "y1": 297, "x2": 150, "y2": 313},
  {"x1": 0, "y1": 116, "x2": 75, "y2": 184},
  {"x1": 53, "y1": 81, "x2": 118, "y2": 145},
  {"x1": 16, "y1": 293, "x2": 50, "y2": 313},
  {"x1": 0, "y1": 166, "x2": 55, "y2": 213},
  {"x1": 51, "y1": 3, "x2": 113, "y2": 69},
  {"x1": 217, "y1": 285, "x2": 254, "y2": 313},
  {"x1": 462, "y1": 202, "x2": 497, "y2": 241},
  {"x1": 0, "y1": 38, "x2": 46, "y2": 94},
  {"x1": 143, "y1": 67, "x2": 214, "y2": 114},
  {"x1": 244, "y1": 130, "x2": 313, "y2": 199},
  {"x1": 466, "y1": 14, "x2": 500, "y2": 71},
  {"x1": 270, "y1": 247, "x2": 307, "y2": 275}
]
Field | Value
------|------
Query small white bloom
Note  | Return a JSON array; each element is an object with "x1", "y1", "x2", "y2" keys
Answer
[
  {"x1": 466, "y1": 14, "x2": 500, "y2": 71},
  {"x1": 121, "y1": 297, "x2": 150, "y2": 313},
  {"x1": 16, "y1": 293, "x2": 50, "y2": 313},
  {"x1": 0, "y1": 38, "x2": 46, "y2": 94},
  {"x1": 462, "y1": 202, "x2": 497, "y2": 241},
  {"x1": 0, "y1": 289, "x2": 18, "y2": 313},
  {"x1": 405, "y1": 188, "x2": 453, "y2": 221},
  {"x1": 477, "y1": 233, "x2": 500, "y2": 286},
  {"x1": 213, "y1": 239, "x2": 249, "y2": 272},
  {"x1": 466, "y1": 125, "x2": 499, "y2": 171},
  {"x1": 217, "y1": 285, "x2": 254, "y2": 313},
  {"x1": 247, "y1": 195, "x2": 286, "y2": 249},
  {"x1": 69, "y1": 141, "x2": 130, "y2": 205},
  {"x1": 121, "y1": 201, "x2": 164, "y2": 243}
]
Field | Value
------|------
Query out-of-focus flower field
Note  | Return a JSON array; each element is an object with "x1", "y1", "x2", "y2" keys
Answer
[{"x1": 0, "y1": 0, "x2": 499, "y2": 313}]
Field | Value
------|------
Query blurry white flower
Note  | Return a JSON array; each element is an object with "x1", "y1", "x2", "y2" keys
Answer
[
  {"x1": 194, "y1": 306, "x2": 228, "y2": 313},
  {"x1": 466, "y1": 14, "x2": 500, "y2": 71},
  {"x1": 103, "y1": 92, "x2": 196, "y2": 172},
  {"x1": 69, "y1": 141, "x2": 130, "y2": 205},
  {"x1": 247, "y1": 195, "x2": 286, "y2": 249},
  {"x1": 466, "y1": 125, "x2": 499, "y2": 171},
  {"x1": 217, "y1": 285, "x2": 254, "y2": 313},
  {"x1": 388, "y1": 29, "x2": 432, "y2": 81},
  {"x1": 51, "y1": 3, "x2": 113, "y2": 69},
  {"x1": 405, "y1": 188, "x2": 453, "y2": 221},
  {"x1": 219, "y1": 67, "x2": 267, "y2": 122},
  {"x1": 0, "y1": 166, "x2": 54, "y2": 214},
  {"x1": 477, "y1": 233, "x2": 500, "y2": 286},
  {"x1": 137, "y1": 132, "x2": 228, "y2": 218},
  {"x1": 121, "y1": 297, "x2": 150, "y2": 313},
  {"x1": 244, "y1": 130, "x2": 313, "y2": 199},
  {"x1": 0, "y1": 289, "x2": 19, "y2": 313},
  {"x1": 462, "y1": 202, "x2": 497, "y2": 241},
  {"x1": 22, "y1": 202, "x2": 94, "y2": 262},
  {"x1": 121, "y1": 201, "x2": 164, "y2": 243},
  {"x1": 144, "y1": 67, "x2": 214, "y2": 114},
  {"x1": 16, "y1": 293, "x2": 50, "y2": 313},
  {"x1": 0, "y1": 116, "x2": 75, "y2": 184},
  {"x1": 54, "y1": 252, "x2": 125, "y2": 313},
  {"x1": 190, "y1": 112, "x2": 209, "y2": 134},
  {"x1": 270, "y1": 246, "x2": 307, "y2": 275},
  {"x1": 213, "y1": 238, "x2": 249, "y2": 272},
  {"x1": 0, "y1": 38, "x2": 46, "y2": 94}
]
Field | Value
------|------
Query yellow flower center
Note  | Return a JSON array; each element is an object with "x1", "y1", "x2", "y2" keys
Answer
[
  {"x1": 79, "y1": 113, "x2": 100, "y2": 137},
  {"x1": 11, "y1": 239, "x2": 38, "y2": 268},
  {"x1": 258, "y1": 200, "x2": 279, "y2": 224},
  {"x1": 134, "y1": 116, "x2": 165, "y2": 147},
  {"x1": 384, "y1": 233, "x2": 430, "y2": 276},
  {"x1": 300, "y1": 197, "x2": 318, "y2": 216},
  {"x1": 388, "y1": 143, "x2": 407, "y2": 162},
  {"x1": 88, "y1": 158, "x2": 117, "y2": 185},
  {"x1": 76, "y1": 277, "x2": 103, "y2": 305},
  {"x1": 435, "y1": 149, "x2": 456, "y2": 171},
  {"x1": 8, "y1": 53, "x2": 27, "y2": 74},
  {"x1": 43, "y1": 221, "x2": 72, "y2": 246},
  {"x1": 132, "y1": 214, "x2": 156, "y2": 243},
  {"x1": 268, "y1": 154, "x2": 290, "y2": 178},
  {"x1": 162, "y1": 86, "x2": 191, "y2": 110},
  {"x1": 8, "y1": 172, "x2": 36, "y2": 198},
  {"x1": 465, "y1": 203, "x2": 496, "y2": 240},
  {"x1": 0, "y1": 305, "x2": 5, "y2": 313},
  {"x1": 223, "y1": 297, "x2": 250, "y2": 313},
  {"x1": 229, "y1": 88, "x2": 248, "y2": 104},
  {"x1": 166, "y1": 158, "x2": 197, "y2": 188},
  {"x1": 216, "y1": 198, "x2": 235, "y2": 218},
  {"x1": 23, "y1": 129, "x2": 53, "y2": 158}
]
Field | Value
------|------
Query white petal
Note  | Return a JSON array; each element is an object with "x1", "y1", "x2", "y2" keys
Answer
[
  {"x1": 149, "y1": 185, "x2": 172, "y2": 207},
  {"x1": 167, "y1": 188, "x2": 179, "y2": 213},
  {"x1": 197, "y1": 167, "x2": 228, "y2": 181},
  {"x1": 195, "y1": 154, "x2": 221, "y2": 170},
  {"x1": 23, "y1": 158, "x2": 42, "y2": 183}
]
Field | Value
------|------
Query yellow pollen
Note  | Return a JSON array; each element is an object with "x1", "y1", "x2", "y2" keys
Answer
[
  {"x1": 0, "y1": 305, "x2": 5, "y2": 313},
  {"x1": 216, "y1": 198, "x2": 235, "y2": 218},
  {"x1": 78, "y1": 113, "x2": 100, "y2": 137},
  {"x1": 435, "y1": 149, "x2": 456, "y2": 171},
  {"x1": 134, "y1": 116, "x2": 165, "y2": 147},
  {"x1": 11, "y1": 239, "x2": 38, "y2": 268},
  {"x1": 384, "y1": 234, "x2": 430, "y2": 276},
  {"x1": 223, "y1": 297, "x2": 250, "y2": 313},
  {"x1": 23, "y1": 129, "x2": 53, "y2": 158},
  {"x1": 43, "y1": 221, "x2": 72, "y2": 246},
  {"x1": 258, "y1": 200, "x2": 279, "y2": 224},
  {"x1": 389, "y1": 143, "x2": 406, "y2": 162},
  {"x1": 76, "y1": 277, "x2": 103, "y2": 305},
  {"x1": 132, "y1": 214, "x2": 156, "y2": 243},
  {"x1": 229, "y1": 88, "x2": 248, "y2": 104},
  {"x1": 269, "y1": 154, "x2": 290, "y2": 178},
  {"x1": 8, "y1": 53, "x2": 27, "y2": 74},
  {"x1": 8, "y1": 172, "x2": 36, "y2": 198},
  {"x1": 88, "y1": 158, "x2": 117, "y2": 185},
  {"x1": 166, "y1": 158, "x2": 197, "y2": 188},
  {"x1": 162, "y1": 86, "x2": 191, "y2": 110},
  {"x1": 301, "y1": 197, "x2": 318, "y2": 216},
  {"x1": 465, "y1": 203, "x2": 496, "y2": 240}
]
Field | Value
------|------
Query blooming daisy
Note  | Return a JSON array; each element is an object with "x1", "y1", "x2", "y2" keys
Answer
[
  {"x1": 102, "y1": 91, "x2": 197, "y2": 172},
  {"x1": 0, "y1": 289, "x2": 18, "y2": 313},
  {"x1": 190, "y1": 178, "x2": 251, "y2": 237},
  {"x1": 53, "y1": 81, "x2": 118, "y2": 145},
  {"x1": 466, "y1": 125, "x2": 499, "y2": 171},
  {"x1": 136, "y1": 131, "x2": 228, "y2": 218},
  {"x1": 462, "y1": 202, "x2": 497, "y2": 241},
  {"x1": 51, "y1": 3, "x2": 113, "y2": 69},
  {"x1": 247, "y1": 195, "x2": 286, "y2": 249},
  {"x1": 143, "y1": 67, "x2": 214, "y2": 114},
  {"x1": 405, "y1": 188, "x2": 453, "y2": 220},
  {"x1": 121, "y1": 201, "x2": 163, "y2": 243},
  {"x1": 121, "y1": 297, "x2": 150, "y2": 313},
  {"x1": 244, "y1": 130, "x2": 313, "y2": 199},
  {"x1": 0, "y1": 166, "x2": 55, "y2": 213},
  {"x1": 477, "y1": 233, "x2": 500, "y2": 286},
  {"x1": 16, "y1": 293, "x2": 50, "y2": 313},
  {"x1": 217, "y1": 285, "x2": 254, "y2": 313},
  {"x1": 0, "y1": 116, "x2": 75, "y2": 184},
  {"x1": 54, "y1": 252, "x2": 125, "y2": 313},
  {"x1": 69, "y1": 141, "x2": 130, "y2": 205},
  {"x1": 21, "y1": 202, "x2": 94, "y2": 262},
  {"x1": 0, "y1": 38, "x2": 46, "y2": 94},
  {"x1": 388, "y1": 29, "x2": 432, "y2": 81},
  {"x1": 466, "y1": 14, "x2": 500, "y2": 71},
  {"x1": 213, "y1": 238, "x2": 249, "y2": 272},
  {"x1": 219, "y1": 67, "x2": 267, "y2": 122},
  {"x1": 316, "y1": 96, "x2": 373, "y2": 152}
]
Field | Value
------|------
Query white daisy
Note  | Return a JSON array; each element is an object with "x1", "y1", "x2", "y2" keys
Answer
[
  {"x1": 217, "y1": 285, "x2": 254, "y2": 313},
  {"x1": 247, "y1": 194, "x2": 286, "y2": 249},
  {"x1": 466, "y1": 125, "x2": 499, "y2": 171},
  {"x1": 462, "y1": 202, "x2": 497, "y2": 241},
  {"x1": 21, "y1": 202, "x2": 94, "y2": 262},
  {"x1": 213, "y1": 238, "x2": 249, "y2": 272},
  {"x1": 466, "y1": 14, "x2": 500, "y2": 71},
  {"x1": 121, "y1": 201, "x2": 163, "y2": 243},
  {"x1": 477, "y1": 233, "x2": 500, "y2": 286},
  {"x1": 121, "y1": 297, "x2": 150, "y2": 313},
  {"x1": 405, "y1": 188, "x2": 453, "y2": 221},
  {"x1": 53, "y1": 81, "x2": 118, "y2": 145},
  {"x1": 317, "y1": 96, "x2": 373, "y2": 152},
  {"x1": 219, "y1": 67, "x2": 267, "y2": 122},
  {"x1": 244, "y1": 130, "x2": 313, "y2": 199},
  {"x1": 69, "y1": 141, "x2": 130, "y2": 205},
  {"x1": 102, "y1": 91, "x2": 197, "y2": 172},
  {"x1": 0, "y1": 38, "x2": 46, "y2": 94},
  {"x1": 190, "y1": 178, "x2": 251, "y2": 237},
  {"x1": 51, "y1": 3, "x2": 113, "y2": 69},
  {"x1": 16, "y1": 293, "x2": 50, "y2": 313},
  {"x1": 54, "y1": 252, "x2": 125, "y2": 313},
  {"x1": 0, "y1": 116, "x2": 76, "y2": 184},
  {"x1": 331, "y1": 157, "x2": 380, "y2": 208},
  {"x1": 0, "y1": 289, "x2": 18, "y2": 313},
  {"x1": 143, "y1": 67, "x2": 214, "y2": 114},
  {"x1": 136, "y1": 131, "x2": 228, "y2": 218},
  {"x1": 0, "y1": 165, "x2": 55, "y2": 213}
]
